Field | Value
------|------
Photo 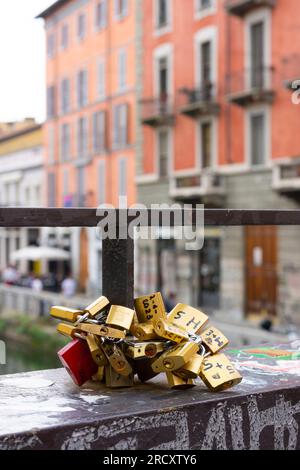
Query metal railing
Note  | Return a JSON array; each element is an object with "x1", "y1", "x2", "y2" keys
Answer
[{"x1": 227, "y1": 66, "x2": 274, "y2": 96}]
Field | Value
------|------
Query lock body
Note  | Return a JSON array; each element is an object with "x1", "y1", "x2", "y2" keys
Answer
[
  {"x1": 154, "y1": 319, "x2": 189, "y2": 343},
  {"x1": 56, "y1": 322, "x2": 79, "y2": 339},
  {"x1": 135, "y1": 358, "x2": 159, "y2": 382},
  {"x1": 78, "y1": 322, "x2": 125, "y2": 339},
  {"x1": 125, "y1": 341, "x2": 165, "y2": 360},
  {"x1": 134, "y1": 292, "x2": 166, "y2": 323},
  {"x1": 201, "y1": 326, "x2": 229, "y2": 354},
  {"x1": 131, "y1": 322, "x2": 159, "y2": 341},
  {"x1": 92, "y1": 366, "x2": 105, "y2": 382},
  {"x1": 51, "y1": 306, "x2": 83, "y2": 323},
  {"x1": 101, "y1": 342, "x2": 133, "y2": 377},
  {"x1": 168, "y1": 303, "x2": 208, "y2": 334},
  {"x1": 58, "y1": 339, "x2": 98, "y2": 386},
  {"x1": 151, "y1": 341, "x2": 199, "y2": 373},
  {"x1": 200, "y1": 353, "x2": 242, "y2": 392},
  {"x1": 166, "y1": 372, "x2": 195, "y2": 390},
  {"x1": 86, "y1": 334, "x2": 108, "y2": 366},
  {"x1": 106, "y1": 305, "x2": 135, "y2": 331},
  {"x1": 174, "y1": 354, "x2": 204, "y2": 380},
  {"x1": 84, "y1": 296, "x2": 110, "y2": 317},
  {"x1": 105, "y1": 366, "x2": 134, "y2": 388}
]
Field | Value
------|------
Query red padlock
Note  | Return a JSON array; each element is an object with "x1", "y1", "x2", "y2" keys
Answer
[{"x1": 58, "y1": 338, "x2": 98, "y2": 386}]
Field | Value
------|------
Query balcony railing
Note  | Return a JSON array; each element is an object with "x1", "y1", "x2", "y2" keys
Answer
[
  {"x1": 140, "y1": 96, "x2": 175, "y2": 127},
  {"x1": 273, "y1": 158, "x2": 300, "y2": 193},
  {"x1": 227, "y1": 66, "x2": 275, "y2": 106},
  {"x1": 170, "y1": 171, "x2": 226, "y2": 200},
  {"x1": 178, "y1": 84, "x2": 220, "y2": 118},
  {"x1": 225, "y1": 0, "x2": 277, "y2": 17}
]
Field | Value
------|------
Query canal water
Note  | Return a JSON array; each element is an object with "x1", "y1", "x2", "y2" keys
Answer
[{"x1": 0, "y1": 344, "x2": 61, "y2": 376}]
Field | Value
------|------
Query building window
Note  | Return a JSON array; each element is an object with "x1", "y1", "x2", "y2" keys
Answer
[
  {"x1": 157, "y1": 129, "x2": 169, "y2": 178},
  {"x1": 77, "y1": 13, "x2": 86, "y2": 40},
  {"x1": 77, "y1": 167, "x2": 86, "y2": 207},
  {"x1": 200, "y1": 120, "x2": 212, "y2": 168},
  {"x1": 63, "y1": 169, "x2": 69, "y2": 202},
  {"x1": 61, "y1": 24, "x2": 69, "y2": 49},
  {"x1": 95, "y1": 0, "x2": 107, "y2": 30},
  {"x1": 48, "y1": 126, "x2": 55, "y2": 164},
  {"x1": 114, "y1": 0, "x2": 128, "y2": 20},
  {"x1": 195, "y1": 0, "x2": 216, "y2": 18},
  {"x1": 77, "y1": 69, "x2": 88, "y2": 108},
  {"x1": 77, "y1": 117, "x2": 88, "y2": 159},
  {"x1": 118, "y1": 157, "x2": 128, "y2": 197},
  {"x1": 97, "y1": 58, "x2": 106, "y2": 99},
  {"x1": 60, "y1": 123, "x2": 71, "y2": 162},
  {"x1": 61, "y1": 78, "x2": 70, "y2": 114},
  {"x1": 249, "y1": 112, "x2": 266, "y2": 166},
  {"x1": 93, "y1": 111, "x2": 106, "y2": 154},
  {"x1": 98, "y1": 160, "x2": 106, "y2": 204},
  {"x1": 47, "y1": 85, "x2": 56, "y2": 119},
  {"x1": 195, "y1": 27, "x2": 217, "y2": 96},
  {"x1": 250, "y1": 21, "x2": 265, "y2": 88},
  {"x1": 47, "y1": 173, "x2": 56, "y2": 207},
  {"x1": 47, "y1": 33, "x2": 55, "y2": 58},
  {"x1": 118, "y1": 48, "x2": 127, "y2": 92},
  {"x1": 158, "y1": 56, "x2": 169, "y2": 97},
  {"x1": 155, "y1": 0, "x2": 170, "y2": 29},
  {"x1": 113, "y1": 103, "x2": 129, "y2": 148}
]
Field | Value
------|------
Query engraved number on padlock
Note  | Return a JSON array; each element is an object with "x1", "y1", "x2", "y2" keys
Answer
[
  {"x1": 201, "y1": 326, "x2": 229, "y2": 354},
  {"x1": 134, "y1": 292, "x2": 166, "y2": 324},
  {"x1": 200, "y1": 353, "x2": 242, "y2": 392}
]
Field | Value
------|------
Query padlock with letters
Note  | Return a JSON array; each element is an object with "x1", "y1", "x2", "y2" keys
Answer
[
  {"x1": 200, "y1": 353, "x2": 242, "y2": 392},
  {"x1": 168, "y1": 303, "x2": 209, "y2": 335},
  {"x1": 201, "y1": 326, "x2": 229, "y2": 354},
  {"x1": 106, "y1": 305, "x2": 135, "y2": 332},
  {"x1": 151, "y1": 341, "x2": 199, "y2": 373},
  {"x1": 153, "y1": 318, "x2": 189, "y2": 343},
  {"x1": 134, "y1": 292, "x2": 167, "y2": 324}
]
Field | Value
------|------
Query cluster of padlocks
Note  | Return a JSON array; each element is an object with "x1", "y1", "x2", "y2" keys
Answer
[{"x1": 51, "y1": 292, "x2": 242, "y2": 391}]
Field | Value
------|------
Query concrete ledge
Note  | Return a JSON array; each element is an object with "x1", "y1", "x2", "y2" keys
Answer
[{"x1": 0, "y1": 343, "x2": 300, "y2": 450}]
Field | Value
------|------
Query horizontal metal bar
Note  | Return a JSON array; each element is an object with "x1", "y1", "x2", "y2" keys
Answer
[{"x1": 0, "y1": 208, "x2": 300, "y2": 227}]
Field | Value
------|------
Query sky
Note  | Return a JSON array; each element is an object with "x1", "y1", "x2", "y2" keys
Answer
[{"x1": 0, "y1": 0, "x2": 56, "y2": 124}]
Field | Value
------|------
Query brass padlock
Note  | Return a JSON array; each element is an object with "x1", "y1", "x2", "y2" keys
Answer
[
  {"x1": 51, "y1": 306, "x2": 83, "y2": 323},
  {"x1": 78, "y1": 322, "x2": 126, "y2": 339},
  {"x1": 201, "y1": 326, "x2": 229, "y2": 354},
  {"x1": 134, "y1": 292, "x2": 167, "y2": 324},
  {"x1": 130, "y1": 322, "x2": 159, "y2": 341},
  {"x1": 92, "y1": 366, "x2": 105, "y2": 382},
  {"x1": 105, "y1": 365, "x2": 134, "y2": 388},
  {"x1": 154, "y1": 318, "x2": 189, "y2": 343},
  {"x1": 200, "y1": 353, "x2": 242, "y2": 392},
  {"x1": 166, "y1": 372, "x2": 195, "y2": 390},
  {"x1": 168, "y1": 303, "x2": 209, "y2": 334},
  {"x1": 134, "y1": 358, "x2": 159, "y2": 382},
  {"x1": 125, "y1": 341, "x2": 165, "y2": 360},
  {"x1": 84, "y1": 296, "x2": 110, "y2": 317},
  {"x1": 106, "y1": 305, "x2": 135, "y2": 331},
  {"x1": 57, "y1": 323, "x2": 83, "y2": 339},
  {"x1": 101, "y1": 342, "x2": 133, "y2": 377},
  {"x1": 151, "y1": 341, "x2": 199, "y2": 373},
  {"x1": 174, "y1": 354, "x2": 204, "y2": 380},
  {"x1": 86, "y1": 334, "x2": 108, "y2": 366}
]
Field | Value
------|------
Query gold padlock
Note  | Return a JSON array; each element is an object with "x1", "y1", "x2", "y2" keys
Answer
[
  {"x1": 174, "y1": 354, "x2": 204, "y2": 380},
  {"x1": 78, "y1": 322, "x2": 126, "y2": 339},
  {"x1": 101, "y1": 342, "x2": 133, "y2": 377},
  {"x1": 168, "y1": 303, "x2": 209, "y2": 334},
  {"x1": 166, "y1": 372, "x2": 195, "y2": 390},
  {"x1": 125, "y1": 341, "x2": 165, "y2": 360},
  {"x1": 51, "y1": 306, "x2": 83, "y2": 323},
  {"x1": 151, "y1": 341, "x2": 199, "y2": 373},
  {"x1": 84, "y1": 296, "x2": 110, "y2": 317},
  {"x1": 92, "y1": 366, "x2": 105, "y2": 382},
  {"x1": 105, "y1": 365, "x2": 134, "y2": 388},
  {"x1": 134, "y1": 292, "x2": 167, "y2": 324},
  {"x1": 154, "y1": 318, "x2": 189, "y2": 343},
  {"x1": 106, "y1": 305, "x2": 135, "y2": 331},
  {"x1": 201, "y1": 326, "x2": 229, "y2": 354},
  {"x1": 200, "y1": 353, "x2": 242, "y2": 392},
  {"x1": 130, "y1": 322, "x2": 160, "y2": 341},
  {"x1": 86, "y1": 334, "x2": 108, "y2": 366},
  {"x1": 57, "y1": 322, "x2": 80, "y2": 338},
  {"x1": 134, "y1": 358, "x2": 159, "y2": 382}
]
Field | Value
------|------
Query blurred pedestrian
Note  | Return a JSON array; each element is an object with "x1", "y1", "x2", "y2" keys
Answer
[
  {"x1": 31, "y1": 275, "x2": 43, "y2": 292},
  {"x1": 61, "y1": 272, "x2": 77, "y2": 298},
  {"x1": 2, "y1": 265, "x2": 19, "y2": 286}
]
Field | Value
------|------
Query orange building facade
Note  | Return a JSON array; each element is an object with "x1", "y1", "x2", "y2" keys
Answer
[
  {"x1": 136, "y1": 0, "x2": 300, "y2": 322},
  {"x1": 38, "y1": 0, "x2": 137, "y2": 293}
]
